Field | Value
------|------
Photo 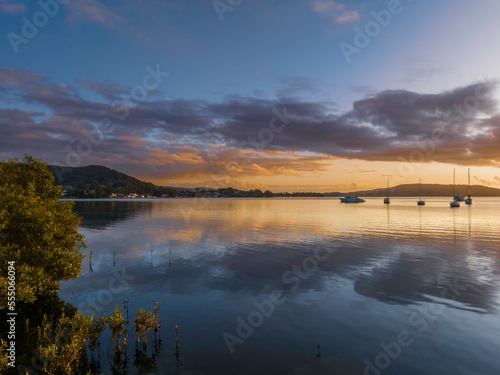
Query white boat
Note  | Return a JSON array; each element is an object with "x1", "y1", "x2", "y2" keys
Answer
[
  {"x1": 383, "y1": 177, "x2": 390, "y2": 204},
  {"x1": 465, "y1": 168, "x2": 473, "y2": 205},
  {"x1": 450, "y1": 169, "x2": 460, "y2": 208},
  {"x1": 340, "y1": 196, "x2": 365, "y2": 203},
  {"x1": 417, "y1": 178, "x2": 425, "y2": 205}
]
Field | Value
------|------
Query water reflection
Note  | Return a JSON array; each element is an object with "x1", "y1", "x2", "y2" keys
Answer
[
  {"x1": 61, "y1": 198, "x2": 500, "y2": 374},
  {"x1": 72, "y1": 199, "x2": 153, "y2": 230}
]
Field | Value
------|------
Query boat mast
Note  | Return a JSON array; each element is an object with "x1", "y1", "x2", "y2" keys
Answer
[
  {"x1": 453, "y1": 169, "x2": 456, "y2": 197},
  {"x1": 387, "y1": 177, "x2": 389, "y2": 198},
  {"x1": 419, "y1": 178, "x2": 422, "y2": 200},
  {"x1": 468, "y1": 168, "x2": 471, "y2": 196}
]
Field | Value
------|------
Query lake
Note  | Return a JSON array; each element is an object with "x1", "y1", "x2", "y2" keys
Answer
[{"x1": 59, "y1": 197, "x2": 500, "y2": 374}]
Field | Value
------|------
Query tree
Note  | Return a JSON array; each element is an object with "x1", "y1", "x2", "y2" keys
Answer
[{"x1": 0, "y1": 156, "x2": 86, "y2": 308}]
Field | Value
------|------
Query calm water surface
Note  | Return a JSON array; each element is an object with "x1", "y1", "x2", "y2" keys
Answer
[{"x1": 59, "y1": 198, "x2": 500, "y2": 374}]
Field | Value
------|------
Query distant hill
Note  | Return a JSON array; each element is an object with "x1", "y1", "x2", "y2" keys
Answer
[
  {"x1": 48, "y1": 165, "x2": 177, "y2": 197},
  {"x1": 49, "y1": 165, "x2": 145, "y2": 188},
  {"x1": 342, "y1": 183, "x2": 500, "y2": 197},
  {"x1": 46, "y1": 165, "x2": 272, "y2": 198}
]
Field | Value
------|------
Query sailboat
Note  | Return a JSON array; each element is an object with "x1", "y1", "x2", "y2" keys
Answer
[
  {"x1": 383, "y1": 177, "x2": 390, "y2": 204},
  {"x1": 465, "y1": 168, "x2": 473, "y2": 205},
  {"x1": 417, "y1": 178, "x2": 425, "y2": 205},
  {"x1": 450, "y1": 169, "x2": 460, "y2": 207}
]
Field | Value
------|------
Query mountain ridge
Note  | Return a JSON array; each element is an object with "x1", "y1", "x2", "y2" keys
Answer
[{"x1": 47, "y1": 164, "x2": 500, "y2": 197}]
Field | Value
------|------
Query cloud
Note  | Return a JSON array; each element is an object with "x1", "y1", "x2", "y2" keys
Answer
[
  {"x1": 116, "y1": 148, "x2": 337, "y2": 185},
  {"x1": 66, "y1": 0, "x2": 125, "y2": 28},
  {"x1": 2, "y1": 66, "x2": 500, "y2": 184},
  {"x1": 335, "y1": 10, "x2": 360, "y2": 24},
  {"x1": 0, "y1": 0, "x2": 25, "y2": 14},
  {"x1": 275, "y1": 76, "x2": 320, "y2": 99},
  {"x1": 313, "y1": 1, "x2": 360, "y2": 24},
  {"x1": 0, "y1": 66, "x2": 43, "y2": 89},
  {"x1": 346, "y1": 169, "x2": 376, "y2": 174},
  {"x1": 473, "y1": 175, "x2": 500, "y2": 186},
  {"x1": 214, "y1": 81, "x2": 500, "y2": 166},
  {"x1": 402, "y1": 65, "x2": 451, "y2": 84},
  {"x1": 77, "y1": 79, "x2": 132, "y2": 101}
]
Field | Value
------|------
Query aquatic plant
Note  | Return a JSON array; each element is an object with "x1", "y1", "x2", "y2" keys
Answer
[
  {"x1": 134, "y1": 302, "x2": 161, "y2": 347},
  {"x1": 0, "y1": 339, "x2": 8, "y2": 372},
  {"x1": 106, "y1": 304, "x2": 128, "y2": 354},
  {"x1": 133, "y1": 337, "x2": 162, "y2": 374},
  {"x1": 36, "y1": 312, "x2": 89, "y2": 375},
  {"x1": 88, "y1": 316, "x2": 106, "y2": 360}
]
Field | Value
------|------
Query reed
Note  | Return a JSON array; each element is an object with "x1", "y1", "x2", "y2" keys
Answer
[
  {"x1": 106, "y1": 304, "x2": 128, "y2": 354},
  {"x1": 134, "y1": 302, "x2": 161, "y2": 347},
  {"x1": 21, "y1": 298, "x2": 162, "y2": 374},
  {"x1": 88, "y1": 316, "x2": 106, "y2": 360}
]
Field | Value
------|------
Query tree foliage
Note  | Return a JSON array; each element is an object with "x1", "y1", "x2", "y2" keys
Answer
[{"x1": 0, "y1": 156, "x2": 86, "y2": 308}]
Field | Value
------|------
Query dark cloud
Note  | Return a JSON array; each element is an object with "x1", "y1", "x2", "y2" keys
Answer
[
  {"x1": 215, "y1": 81, "x2": 500, "y2": 165},
  {"x1": 1, "y1": 66, "x2": 500, "y2": 182}
]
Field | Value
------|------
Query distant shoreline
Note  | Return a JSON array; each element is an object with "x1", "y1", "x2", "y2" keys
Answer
[{"x1": 61, "y1": 195, "x2": 500, "y2": 201}]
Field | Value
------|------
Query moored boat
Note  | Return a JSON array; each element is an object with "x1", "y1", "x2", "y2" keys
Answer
[
  {"x1": 465, "y1": 168, "x2": 473, "y2": 205},
  {"x1": 450, "y1": 169, "x2": 460, "y2": 208},
  {"x1": 340, "y1": 196, "x2": 365, "y2": 203},
  {"x1": 383, "y1": 177, "x2": 390, "y2": 204},
  {"x1": 417, "y1": 178, "x2": 425, "y2": 205}
]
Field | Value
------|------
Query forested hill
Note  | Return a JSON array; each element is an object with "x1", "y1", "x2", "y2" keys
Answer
[
  {"x1": 49, "y1": 165, "x2": 143, "y2": 187},
  {"x1": 47, "y1": 165, "x2": 177, "y2": 197},
  {"x1": 46, "y1": 165, "x2": 272, "y2": 198}
]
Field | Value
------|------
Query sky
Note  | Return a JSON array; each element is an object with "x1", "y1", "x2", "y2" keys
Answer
[{"x1": 1, "y1": 0, "x2": 500, "y2": 192}]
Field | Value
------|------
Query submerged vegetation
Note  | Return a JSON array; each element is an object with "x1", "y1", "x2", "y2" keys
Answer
[
  {"x1": 15, "y1": 298, "x2": 162, "y2": 374},
  {"x1": 135, "y1": 302, "x2": 161, "y2": 346},
  {"x1": 0, "y1": 156, "x2": 167, "y2": 373}
]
